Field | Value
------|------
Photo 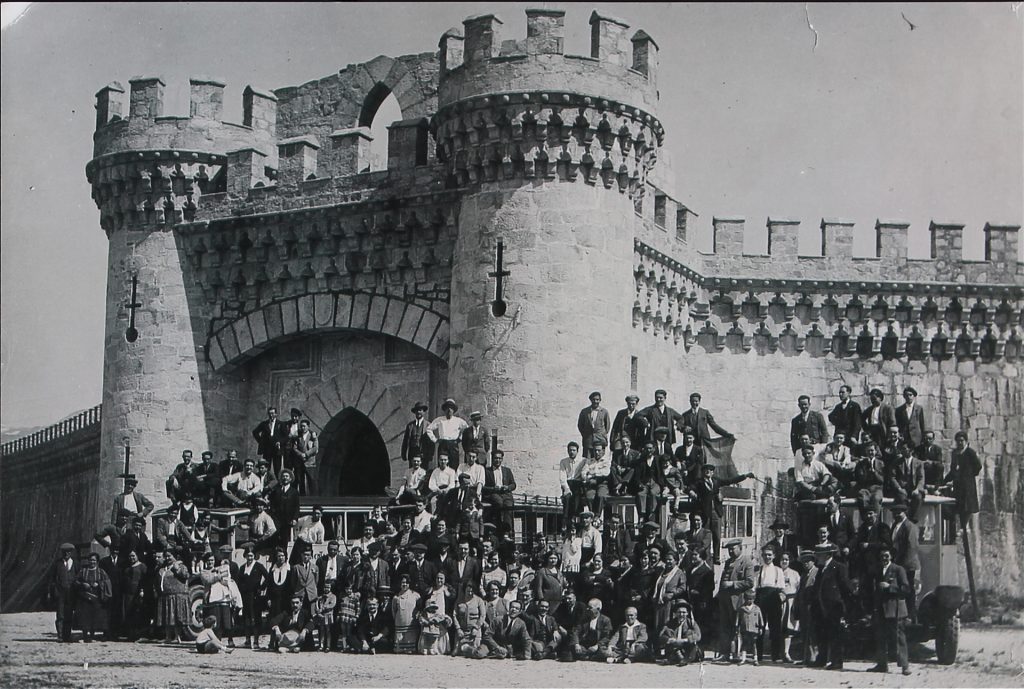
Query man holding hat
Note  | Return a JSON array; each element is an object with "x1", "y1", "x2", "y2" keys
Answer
[
  {"x1": 462, "y1": 411, "x2": 492, "y2": 465},
  {"x1": 402, "y1": 401, "x2": 432, "y2": 469},
  {"x1": 689, "y1": 463, "x2": 754, "y2": 564},
  {"x1": 427, "y1": 398, "x2": 469, "y2": 470},
  {"x1": 111, "y1": 474, "x2": 154, "y2": 526},
  {"x1": 715, "y1": 538, "x2": 755, "y2": 661},
  {"x1": 578, "y1": 392, "x2": 612, "y2": 459},
  {"x1": 612, "y1": 393, "x2": 650, "y2": 451},
  {"x1": 270, "y1": 595, "x2": 312, "y2": 653}
]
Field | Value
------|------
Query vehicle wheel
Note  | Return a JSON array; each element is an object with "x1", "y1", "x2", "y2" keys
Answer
[
  {"x1": 935, "y1": 615, "x2": 959, "y2": 665},
  {"x1": 183, "y1": 585, "x2": 206, "y2": 641}
]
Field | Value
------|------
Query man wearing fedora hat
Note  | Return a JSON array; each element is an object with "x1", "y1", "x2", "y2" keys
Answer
[
  {"x1": 402, "y1": 402, "x2": 433, "y2": 469},
  {"x1": 427, "y1": 399, "x2": 469, "y2": 470},
  {"x1": 658, "y1": 598, "x2": 702, "y2": 666},
  {"x1": 811, "y1": 542, "x2": 853, "y2": 670},
  {"x1": 462, "y1": 411, "x2": 492, "y2": 466},
  {"x1": 715, "y1": 538, "x2": 755, "y2": 661},
  {"x1": 110, "y1": 474, "x2": 154, "y2": 526}
]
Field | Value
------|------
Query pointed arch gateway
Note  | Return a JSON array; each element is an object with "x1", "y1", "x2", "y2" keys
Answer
[{"x1": 317, "y1": 407, "x2": 390, "y2": 496}]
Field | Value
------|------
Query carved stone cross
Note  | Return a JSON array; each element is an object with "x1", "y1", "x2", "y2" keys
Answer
[{"x1": 489, "y1": 239, "x2": 511, "y2": 317}]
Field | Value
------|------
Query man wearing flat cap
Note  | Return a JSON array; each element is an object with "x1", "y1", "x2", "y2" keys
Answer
[
  {"x1": 111, "y1": 474, "x2": 154, "y2": 526},
  {"x1": 427, "y1": 399, "x2": 469, "y2": 470},
  {"x1": 578, "y1": 392, "x2": 612, "y2": 459},
  {"x1": 402, "y1": 402, "x2": 432, "y2": 469},
  {"x1": 658, "y1": 599, "x2": 702, "y2": 666},
  {"x1": 612, "y1": 393, "x2": 650, "y2": 451},
  {"x1": 715, "y1": 538, "x2": 755, "y2": 661},
  {"x1": 462, "y1": 411, "x2": 491, "y2": 465}
]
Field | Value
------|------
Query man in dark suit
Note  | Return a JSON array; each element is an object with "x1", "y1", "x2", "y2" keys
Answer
[
  {"x1": 165, "y1": 449, "x2": 196, "y2": 502},
  {"x1": 673, "y1": 431, "x2": 705, "y2": 487},
  {"x1": 461, "y1": 411, "x2": 491, "y2": 465},
  {"x1": 252, "y1": 407, "x2": 285, "y2": 476},
  {"x1": 443, "y1": 540, "x2": 481, "y2": 595},
  {"x1": 853, "y1": 507, "x2": 891, "y2": 595},
  {"x1": 494, "y1": 599, "x2": 533, "y2": 660},
  {"x1": 684, "y1": 512, "x2": 714, "y2": 561},
  {"x1": 943, "y1": 431, "x2": 982, "y2": 522},
  {"x1": 790, "y1": 395, "x2": 829, "y2": 453},
  {"x1": 573, "y1": 597, "x2": 614, "y2": 661},
  {"x1": 316, "y1": 540, "x2": 349, "y2": 595},
  {"x1": 827, "y1": 385, "x2": 863, "y2": 445},
  {"x1": 895, "y1": 387, "x2": 928, "y2": 449},
  {"x1": 688, "y1": 463, "x2": 754, "y2": 563},
  {"x1": 679, "y1": 392, "x2": 733, "y2": 449},
  {"x1": 715, "y1": 539, "x2": 756, "y2": 660},
  {"x1": 49, "y1": 543, "x2": 77, "y2": 642},
  {"x1": 765, "y1": 519, "x2": 800, "y2": 572},
  {"x1": 402, "y1": 402, "x2": 432, "y2": 469},
  {"x1": 640, "y1": 389, "x2": 683, "y2": 447},
  {"x1": 868, "y1": 547, "x2": 912, "y2": 675},
  {"x1": 483, "y1": 449, "x2": 516, "y2": 540},
  {"x1": 611, "y1": 393, "x2": 650, "y2": 451},
  {"x1": 887, "y1": 443, "x2": 927, "y2": 522},
  {"x1": 812, "y1": 543, "x2": 853, "y2": 670},
  {"x1": 862, "y1": 389, "x2": 896, "y2": 449},
  {"x1": 889, "y1": 504, "x2": 920, "y2": 624},
  {"x1": 917, "y1": 431, "x2": 945, "y2": 486},
  {"x1": 577, "y1": 392, "x2": 612, "y2": 459},
  {"x1": 823, "y1": 497, "x2": 856, "y2": 561},
  {"x1": 399, "y1": 543, "x2": 438, "y2": 596},
  {"x1": 602, "y1": 513, "x2": 634, "y2": 574},
  {"x1": 445, "y1": 473, "x2": 479, "y2": 537}
]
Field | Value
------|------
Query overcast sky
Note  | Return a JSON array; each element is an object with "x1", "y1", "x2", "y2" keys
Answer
[{"x1": 1, "y1": 3, "x2": 1021, "y2": 430}]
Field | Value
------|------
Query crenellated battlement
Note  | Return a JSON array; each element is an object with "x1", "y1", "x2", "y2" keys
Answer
[
  {"x1": 437, "y1": 9, "x2": 659, "y2": 114},
  {"x1": 92, "y1": 75, "x2": 277, "y2": 159}
]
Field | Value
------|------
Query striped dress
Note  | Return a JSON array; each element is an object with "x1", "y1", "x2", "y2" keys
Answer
[{"x1": 391, "y1": 589, "x2": 421, "y2": 653}]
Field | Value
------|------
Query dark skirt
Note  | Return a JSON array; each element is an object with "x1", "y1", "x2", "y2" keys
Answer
[
  {"x1": 205, "y1": 601, "x2": 233, "y2": 635},
  {"x1": 75, "y1": 597, "x2": 108, "y2": 632},
  {"x1": 157, "y1": 592, "x2": 190, "y2": 627}
]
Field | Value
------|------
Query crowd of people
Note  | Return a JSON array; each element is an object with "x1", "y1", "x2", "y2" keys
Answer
[{"x1": 49, "y1": 386, "x2": 981, "y2": 675}]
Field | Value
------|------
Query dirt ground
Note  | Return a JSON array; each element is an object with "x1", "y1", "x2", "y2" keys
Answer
[{"x1": 1, "y1": 612, "x2": 1022, "y2": 688}]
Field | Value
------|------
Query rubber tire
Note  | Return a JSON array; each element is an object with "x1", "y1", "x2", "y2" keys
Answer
[
  {"x1": 935, "y1": 615, "x2": 959, "y2": 665},
  {"x1": 182, "y1": 585, "x2": 206, "y2": 641}
]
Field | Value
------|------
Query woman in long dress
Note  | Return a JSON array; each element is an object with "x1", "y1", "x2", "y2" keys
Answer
[
  {"x1": 532, "y1": 551, "x2": 565, "y2": 615},
  {"x1": 121, "y1": 550, "x2": 147, "y2": 642},
  {"x1": 74, "y1": 553, "x2": 112, "y2": 642},
  {"x1": 266, "y1": 548, "x2": 293, "y2": 621},
  {"x1": 236, "y1": 546, "x2": 268, "y2": 649},
  {"x1": 390, "y1": 575, "x2": 421, "y2": 653},
  {"x1": 155, "y1": 551, "x2": 190, "y2": 643}
]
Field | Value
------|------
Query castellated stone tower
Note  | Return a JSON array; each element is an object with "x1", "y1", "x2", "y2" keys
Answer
[
  {"x1": 435, "y1": 10, "x2": 664, "y2": 488},
  {"x1": 82, "y1": 8, "x2": 1021, "y2": 594}
]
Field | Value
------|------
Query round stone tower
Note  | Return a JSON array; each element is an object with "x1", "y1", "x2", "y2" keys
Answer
[
  {"x1": 86, "y1": 77, "x2": 277, "y2": 527},
  {"x1": 433, "y1": 10, "x2": 664, "y2": 491}
]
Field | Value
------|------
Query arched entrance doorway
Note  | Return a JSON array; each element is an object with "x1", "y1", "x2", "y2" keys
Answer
[{"x1": 317, "y1": 407, "x2": 390, "y2": 496}]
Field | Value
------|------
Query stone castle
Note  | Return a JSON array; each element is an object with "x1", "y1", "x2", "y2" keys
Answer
[{"x1": 1, "y1": 8, "x2": 1021, "y2": 606}]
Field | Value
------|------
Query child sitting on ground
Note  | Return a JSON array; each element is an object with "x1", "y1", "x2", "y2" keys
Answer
[{"x1": 195, "y1": 615, "x2": 234, "y2": 654}]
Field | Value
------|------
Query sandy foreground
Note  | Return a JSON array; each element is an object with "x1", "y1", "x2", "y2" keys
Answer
[{"x1": 1, "y1": 612, "x2": 1022, "y2": 688}]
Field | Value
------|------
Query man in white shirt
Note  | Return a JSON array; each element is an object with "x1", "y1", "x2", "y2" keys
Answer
[
  {"x1": 290, "y1": 505, "x2": 326, "y2": 564},
  {"x1": 579, "y1": 440, "x2": 612, "y2": 518},
  {"x1": 427, "y1": 460, "x2": 457, "y2": 514},
  {"x1": 794, "y1": 446, "x2": 835, "y2": 500},
  {"x1": 247, "y1": 498, "x2": 278, "y2": 554},
  {"x1": 411, "y1": 497, "x2": 434, "y2": 535},
  {"x1": 558, "y1": 442, "x2": 583, "y2": 523},
  {"x1": 426, "y1": 398, "x2": 469, "y2": 470},
  {"x1": 395, "y1": 454, "x2": 428, "y2": 504},
  {"x1": 222, "y1": 459, "x2": 264, "y2": 507},
  {"x1": 457, "y1": 452, "x2": 486, "y2": 498},
  {"x1": 755, "y1": 545, "x2": 786, "y2": 661}
]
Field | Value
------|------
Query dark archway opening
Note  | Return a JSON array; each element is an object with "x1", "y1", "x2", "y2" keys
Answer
[{"x1": 316, "y1": 407, "x2": 390, "y2": 496}]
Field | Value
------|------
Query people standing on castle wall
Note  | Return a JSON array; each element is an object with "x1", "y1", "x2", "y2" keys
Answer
[
  {"x1": 679, "y1": 393, "x2": 734, "y2": 451},
  {"x1": 252, "y1": 407, "x2": 285, "y2": 477},
  {"x1": 290, "y1": 419, "x2": 319, "y2": 496},
  {"x1": 827, "y1": 385, "x2": 863, "y2": 446},
  {"x1": 611, "y1": 394, "x2": 650, "y2": 452},
  {"x1": 578, "y1": 392, "x2": 612, "y2": 459},
  {"x1": 427, "y1": 399, "x2": 469, "y2": 470},
  {"x1": 402, "y1": 402, "x2": 432, "y2": 470},
  {"x1": 110, "y1": 474, "x2": 154, "y2": 526},
  {"x1": 895, "y1": 387, "x2": 928, "y2": 449},
  {"x1": 640, "y1": 390, "x2": 683, "y2": 448},
  {"x1": 862, "y1": 389, "x2": 896, "y2": 449},
  {"x1": 462, "y1": 411, "x2": 491, "y2": 466},
  {"x1": 942, "y1": 431, "x2": 982, "y2": 524},
  {"x1": 49, "y1": 543, "x2": 78, "y2": 642},
  {"x1": 790, "y1": 396, "x2": 829, "y2": 454}
]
